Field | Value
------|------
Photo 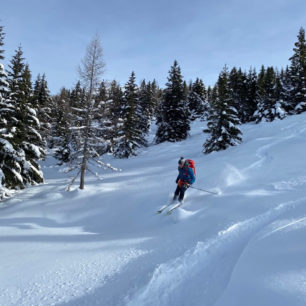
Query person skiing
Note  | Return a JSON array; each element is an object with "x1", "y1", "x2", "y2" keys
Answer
[{"x1": 173, "y1": 157, "x2": 196, "y2": 203}]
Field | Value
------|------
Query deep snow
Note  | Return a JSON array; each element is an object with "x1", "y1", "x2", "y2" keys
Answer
[{"x1": 1, "y1": 113, "x2": 306, "y2": 306}]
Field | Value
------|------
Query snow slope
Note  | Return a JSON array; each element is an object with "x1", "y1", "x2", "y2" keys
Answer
[{"x1": 1, "y1": 113, "x2": 306, "y2": 306}]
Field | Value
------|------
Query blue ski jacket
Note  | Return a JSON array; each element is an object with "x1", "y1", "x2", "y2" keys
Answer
[{"x1": 176, "y1": 166, "x2": 196, "y2": 185}]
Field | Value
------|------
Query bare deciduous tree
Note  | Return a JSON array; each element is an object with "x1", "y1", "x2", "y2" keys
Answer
[{"x1": 67, "y1": 34, "x2": 117, "y2": 190}]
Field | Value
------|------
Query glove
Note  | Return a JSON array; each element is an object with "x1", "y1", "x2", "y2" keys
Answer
[
  {"x1": 183, "y1": 183, "x2": 190, "y2": 189},
  {"x1": 176, "y1": 178, "x2": 179, "y2": 184}
]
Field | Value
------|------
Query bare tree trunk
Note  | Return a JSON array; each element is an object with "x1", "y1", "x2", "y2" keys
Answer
[{"x1": 79, "y1": 139, "x2": 87, "y2": 189}]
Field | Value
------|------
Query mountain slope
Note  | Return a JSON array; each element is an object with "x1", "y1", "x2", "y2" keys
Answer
[{"x1": 1, "y1": 114, "x2": 306, "y2": 306}]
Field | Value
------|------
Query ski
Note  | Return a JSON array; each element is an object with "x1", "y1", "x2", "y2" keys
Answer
[
  {"x1": 156, "y1": 200, "x2": 176, "y2": 214},
  {"x1": 167, "y1": 202, "x2": 182, "y2": 215},
  {"x1": 156, "y1": 204, "x2": 171, "y2": 214}
]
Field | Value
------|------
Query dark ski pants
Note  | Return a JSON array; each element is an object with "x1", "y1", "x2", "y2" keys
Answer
[{"x1": 173, "y1": 185, "x2": 188, "y2": 202}]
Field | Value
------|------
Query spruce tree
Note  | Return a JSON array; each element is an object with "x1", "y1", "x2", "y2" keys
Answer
[
  {"x1": 155, "y1": 60, "x2": 190, "y2": 143},
  {"x1": 254, "y1": 66, "x2": 286, "y2": 122},
  {"x1": 106, "y1": 80, "x2": 124, "y2": 153},
  {"x1": 229, "y1": 67, "x2": 248, "y2": 123},
  {"x1": 0, "y1": 25, "x2": 9, "y2": 98},
  {"x1": 0, "y1": 25, "x2": 23, "y2": 195},
  {"x1": 203, "y1": 66, "x2": 242, "y2": 154},
  {"x1": 279, "y1": 66, "x2": 292, "y2": 112},
  {"x1": 187, "y1": 78, "x2": 208, "y2": 121},
  {"x1": 4, "y1": 46, "x2": 44, "y2": 187},
  {"x1": 113, "y1": 72, "x2": 147, "y2": 158},
  {"x1": 52, "y1": 88, "x2": 73, "y2": 164},
  {"x1": 35, "y1": 74, "x2": 52, "y2": 146},
  {"x1": 139, "y1": 79, "x2": 155, "y2": 130},
  {"x1": 288, "y1": 27, "x2": 306, "y2": 113},
  {"x1": 244, "y1": 67, "x2": 258, "y2": 122}
]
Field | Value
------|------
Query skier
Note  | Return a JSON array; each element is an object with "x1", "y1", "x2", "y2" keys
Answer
[{"x1": 173, "y1": 157, "x2": 196, "y2": 203}]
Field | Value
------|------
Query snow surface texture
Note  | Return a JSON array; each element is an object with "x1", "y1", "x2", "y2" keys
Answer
[{"x1": 1, "y1": 113, "x2": 306, "y2": 305}]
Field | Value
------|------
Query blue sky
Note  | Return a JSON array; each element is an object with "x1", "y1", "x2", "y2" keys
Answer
[{"x1": 1, "y1": 0, "x2": 305, "y2": 94}]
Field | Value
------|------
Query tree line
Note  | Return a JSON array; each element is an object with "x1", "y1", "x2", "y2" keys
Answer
[{"x1": 0, "y1": 25, "x2": 305, "y2": 196}]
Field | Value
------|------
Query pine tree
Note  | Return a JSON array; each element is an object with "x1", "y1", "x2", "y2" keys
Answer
[
  {"x1": 113, "y1": 72, "x2": 147, "y2": 158},
  {"x1": 0, "y1": 25, "x2": 9, "y2": 98},
  {"x1": 288, "y1": 27, "x2": 306, "y2": 113},
  {"x1": 150, "y1": 79, "x2": 162, "y2": 117},
  {"x1": 203, "y1": 66, "x2": 242, "y2": 154},
  {"x1": 155, "y1": 60, "x2": 190, "y2": 143},
  {"x1": 244, "y1": 67, "x2": 258, "y2": 122},
  {"x1": 93, "y1": 80, "x2": 114, "y2": 154},
  {"x1": 52, "y1": 88, "x2": 73, "y2": 164},
  {"x1": 4, "y1": 46, "x2": 44, "y2": 187},
  {"x1": 139, "y1": 79, "x2": 155, "y2": 129},
  {"x1": 0, "y1": 25, "x2": 23, "y2": 195},
  {"x1": 229, "y1": 67, "x2": 249, "y2": 123},
  {"x1": 187, "y1": 78, "x2": 208, "y2": 121},
  {"x1": 35, "y1": 74, "x2": 52, "y2": 146},
  {"x1": 254, "y1": 66, "x2": 286, "y2": 122},
  {"x1": 106, "y1": 80, "x2": 124, "y2": 153},
  {"x1": 279, "y1": 66, "x2": 292, "y2": 112}
]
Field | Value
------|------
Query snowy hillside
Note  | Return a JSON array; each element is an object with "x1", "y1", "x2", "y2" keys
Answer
[{"x1": 1, "y1": 113, "x2": 306, "y2": 306}]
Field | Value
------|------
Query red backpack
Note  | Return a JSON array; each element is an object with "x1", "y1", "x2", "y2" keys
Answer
[{"x1": 185, "y1": 159, "x2": 196, "y2": 176}]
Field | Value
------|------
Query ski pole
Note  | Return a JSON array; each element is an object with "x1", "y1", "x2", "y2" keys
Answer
[{"x1": 190, "y1": 186, "x2": 219, "y2": 195}]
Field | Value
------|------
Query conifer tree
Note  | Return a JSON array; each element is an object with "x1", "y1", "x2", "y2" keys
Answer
[
  {"x1": 203, "y1": 66, "x2": 242, "y2": 154},
  {"x1": 139, "y1": 79, "x2": 156, "y2": 128},
  {"x1": 288, "y1": 27, "x2": 306, "y2": 113},
  {"x1": 187, "y1": 78, "x2": 208, "y2": 121},
  {"x1": 0, "y1": 90, "x2": 24, "y2": 194},
  {"x1": 34, "y1": 74, "x2": 52, "y2": 145},
  {"x1": 229, "y1": 67, "x2": 248, "y2": 123},
  {"x1": 6, "y1": 46, "x2": 44, "y2": 186},
  {"x1": 150, "y1": 79, "x2": 162, "y2": 117},
  {"x1": 0, "y1": 25, "x2": 9, "y2": 98},
  {"x1": 254, "y1": 66, "x2": 286, "y2": 122},
  {"x1": 52, "y1": 88, "x2": 73, "y2": 163},
  {"x1": 107, "y1": 80, "x2": 124, "y2": 153},
  {"x1": 113, "y1": 72, "x2": 147, "y2": 158},
  {"x1": 155, "y1": 60, "x2": 190, "y2": 143},
  {"x1": 244, "y1": 67, "x2": 258, "y2": 122},
  {"x1": 0, "y1": 31, "x2": 24, "y2": 195},
  {"x1": 93, "y1": 80, "x2": 114, "y2": 154}
]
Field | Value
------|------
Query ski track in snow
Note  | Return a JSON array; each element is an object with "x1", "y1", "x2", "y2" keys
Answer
[{"x1": 126, "y1": 196, "x2": 306, "y2": 306}]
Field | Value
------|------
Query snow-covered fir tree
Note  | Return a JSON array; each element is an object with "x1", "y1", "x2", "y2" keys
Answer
[
  {"x1": 52, "y1": 88, "x2": 73, "y2": 164},
  {"x1": 106, "y1": 80, "x2": 124, "y2": 153},
  {"x1": 187, "y1": 78, "x2": 208, "y2": 121},
  {"x1": 253, "y1": 66, "x2": 286, "y2": 122},
  {"x1": 243, "y1": 67, "x2": 258, "y2": 122},
  {"x1": 113, "y1": 72, "x2": 148, "y2": 158},
  {"x1": 228, "y1": 67, "x2": 249, "y2": 123},
  {"x1": 150, "y1": 79, "x2": 162, "y2": 117},
  {"x1": 0, "y1": 30, "x2": 24, "y2": 196},
  {"x1": 4, "y1": 46, "x2": 44, "y2": 188},
  {"x1": 139, "y1": 79, "x2": 155, "y2": 130},
  {"x1": 279, "y1": 66, "x2": 293, "y2": 113},
  {"x1": 288, "y1": 27, "x2": 306, "y2": 114},
  {"x1": 93, "y1": 80, "x2": 114, "y2": 155},
  {"x1": 155, "y1": 60, "x2": 190, "y2": 143},
  {"x1": 33, "y1": 74, "x2": 52, "y2": 145},
  {"x1": 0, "y1": 25, "x2": 9, "y2": 98},
  {"x1": 0, "y1": 90, "x2": 24, "y2": 195},
  {"x1": 203, "y1": 66, "x2": 242, "y2": 154}
]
